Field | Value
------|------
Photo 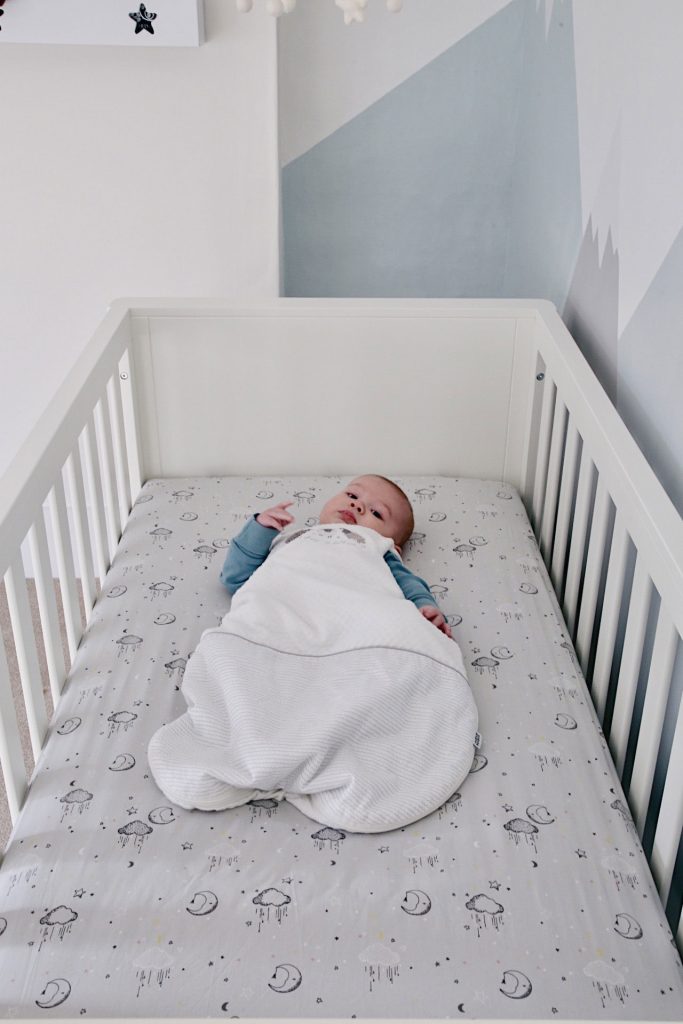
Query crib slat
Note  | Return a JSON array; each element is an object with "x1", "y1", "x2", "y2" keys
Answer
[
  {"x1": 107, "y1": 374, "x2": 132, "y2": 530},
  {"x1": 629, "y1": 609, "x2": 678, "y2": 835},
  {"x1": 550, "y1": 420, "x2": 580, "y2": 595},
  {"x1": 27, "y1": 515, "x2": 66, "y2": 705},
  {"x1": 0, "y1": 620, "x2": 28, "y2": 822},
  {"x1": 575, "y1": 477, "x2": 611, "y2": 674},
  {"x1": 651, "y1": 694, "x2": 683, "y2": 905},
  {"x1": 48, "y1": 476, "x2": 81, "y2": 664},
  {"x1": 118, "y1": 349, "x2": 142, "y2": 499},
  {"x1": 591, "y1": 512, "x2": 630, "y2": 722},
  {"x1": 4, "y1": 555, "x2": 48, "y2": 760},
  {"x1": 540, "y1": 397, "x2": 567, "y2": 564},
  {"x1": 94, "y1": 397, "x2": 121, "y2": 561},
  {"x1": 65, "y1": 447, "x2": 97, "y2": 617},
  {"x1": 563, "y1": 448, "x2": 594, "y2": 637},
  {"x1": 610, "y1": 556, "x2": 652, "y2": 775},
  {"x1": 531, "y1": 375, "x2": 556, "y2": 534},
  {"x1": 81, "y1": 415, "x2": 109, "y2": 583}
]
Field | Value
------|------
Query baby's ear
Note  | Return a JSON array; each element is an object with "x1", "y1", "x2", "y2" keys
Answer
[{"x1": 393, "y1": 543, "x2": 403, "y2": 557}]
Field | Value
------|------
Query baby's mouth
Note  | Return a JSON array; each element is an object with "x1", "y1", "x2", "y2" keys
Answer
[{"x1": 339, "y1": 510, "x2": 357, "y2": 524}]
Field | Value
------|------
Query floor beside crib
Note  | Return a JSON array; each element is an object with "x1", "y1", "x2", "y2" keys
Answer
[{"x1": 0, "y1": 476, "x2": 682, "y2": 1019}]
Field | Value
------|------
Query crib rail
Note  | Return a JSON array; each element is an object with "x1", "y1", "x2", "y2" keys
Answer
[
  {"x1": 522, "y1": 306, "x2": 683, "y2": 947},
  {"x1": 0, "y1": 304, "x2": 140, "y2": 823}
]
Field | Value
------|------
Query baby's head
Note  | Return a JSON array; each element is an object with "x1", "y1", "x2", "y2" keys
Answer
[{"x1": 319, "y1": 475, "x2": 414, "y2": 550}]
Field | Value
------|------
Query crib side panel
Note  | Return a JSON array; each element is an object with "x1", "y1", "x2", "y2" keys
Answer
[
  {"x1": 523, "y1": 305, "x2": 683, "y2": 944},
  {"x1": 0, "y1": 303, "x2": 143, "y2": 829},
  {"x1": 131, "y1": 310, "x2": 532, "y2": 483}
]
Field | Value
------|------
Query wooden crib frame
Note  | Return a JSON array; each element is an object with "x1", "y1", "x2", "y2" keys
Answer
[{"x1": 0, "y1": 297, "x2": 681, "y2": 1023}]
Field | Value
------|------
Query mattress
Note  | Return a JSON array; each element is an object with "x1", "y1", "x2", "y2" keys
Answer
[{"x1": 1, "y1": 476, "x2": 681, "y2": 1019}]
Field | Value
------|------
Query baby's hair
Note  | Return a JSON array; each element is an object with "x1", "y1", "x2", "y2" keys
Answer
[{"x1": 371, "y1": 475, "x2": 415, "y2": 547}]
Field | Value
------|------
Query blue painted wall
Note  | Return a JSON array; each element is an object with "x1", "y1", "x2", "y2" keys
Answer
[{"x1": 282, "y1": 0, "x2": 581, "y2": 308}]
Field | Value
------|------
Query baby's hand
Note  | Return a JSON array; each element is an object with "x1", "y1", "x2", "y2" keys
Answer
[
  {"x1": 256, "y1": 501, "x2": 295, "y2": 532},
  {"x1": 420, "y1": 605, "x2": 453, "y2": 638}
]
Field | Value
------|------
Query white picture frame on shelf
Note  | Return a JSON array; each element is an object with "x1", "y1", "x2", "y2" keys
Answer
[{"x1": 0, "y1": 0, "x2": 204, "y2": 46}]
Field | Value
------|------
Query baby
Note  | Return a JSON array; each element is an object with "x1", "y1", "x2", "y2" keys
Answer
[{"x1": 220, "y1": 474, "x2": 452, "y2": 637}]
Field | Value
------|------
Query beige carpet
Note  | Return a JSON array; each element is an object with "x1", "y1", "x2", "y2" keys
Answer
[{"x1": 0, "y1": 581, "x2": 80, "y2": 851}]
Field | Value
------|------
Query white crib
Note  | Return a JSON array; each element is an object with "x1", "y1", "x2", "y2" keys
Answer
[{"x1": 0, "y1": 297, "x2": 681, "y2": 1023}]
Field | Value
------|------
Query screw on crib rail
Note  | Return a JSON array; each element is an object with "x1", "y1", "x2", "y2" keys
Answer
[
  {"x1": 119, "y1": 372, "x2": 128, "y2": 381},
  {"x1": 536, "y1": 372, "x2": 545, "y2": 381}
]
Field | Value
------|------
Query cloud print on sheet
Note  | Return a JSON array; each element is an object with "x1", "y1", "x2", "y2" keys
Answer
[{"x1": 282, "y1": 0, "x2": 581, "y2": 310}]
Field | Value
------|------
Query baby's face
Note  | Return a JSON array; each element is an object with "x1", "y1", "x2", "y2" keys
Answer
[{"x1": 319, "y1": 476, "x2": 412, "y2": 547}]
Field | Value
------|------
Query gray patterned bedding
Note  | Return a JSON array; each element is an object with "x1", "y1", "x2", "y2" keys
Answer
[{"x1": 1, "y1": 476, "x2": 681, "y2": 1019}]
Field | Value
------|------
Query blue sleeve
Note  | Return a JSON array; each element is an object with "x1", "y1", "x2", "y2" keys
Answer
[
  {"x1": 219, "y1": 516, "x2": 278, "y2": 595},
  {"x1": 384, "y1": 551, "x2": 437, "y2": 609}
]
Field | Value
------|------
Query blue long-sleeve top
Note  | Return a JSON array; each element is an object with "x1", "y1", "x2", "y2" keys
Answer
[{"x1": 220, "y1": 516, "x2": 437, "y2": 610}]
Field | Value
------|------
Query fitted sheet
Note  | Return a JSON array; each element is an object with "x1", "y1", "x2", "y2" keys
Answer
[{"x1": 0, "y1": 476, "x2": 681, "y2": 1019}]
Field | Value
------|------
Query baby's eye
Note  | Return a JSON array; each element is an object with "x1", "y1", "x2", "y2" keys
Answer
[
  {"x1": 372, "y1": 510, "x2": 383, "y2": 520},
  {"x1": 347, "y1": 492, "x2": 357, "y2": 500}
]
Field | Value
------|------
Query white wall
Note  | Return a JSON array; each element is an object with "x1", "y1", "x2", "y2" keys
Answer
[{"x1": 0, "y1": 0, "x2": 279, "y2": 478}]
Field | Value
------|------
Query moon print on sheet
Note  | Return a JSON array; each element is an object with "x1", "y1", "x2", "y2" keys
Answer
[
  {"x1": 429, "y1": 512, "x2": 446, "y2": 522},
  {"x1": 187, "y1": 891, "x2": 219, "y2": 916},
  {"x1": 312, "y1": 827, "x2": 345, "y2": 853},
  {"x1": 268, "y1": 963, "x2": 303, "y2": 993},
  {"x1": 500, "y1": 970, "x2": 532, "y2": 999},
  {"x1": 465, "y1": 893, "x2": 504, "y2": 934},
  {"x1": 0, "y1": 917, "x2": 7, "y2": 936},
  {"x1": 57, "y1": 717, "x2": 81, "y2": 735},
  {"x1": 106, "y1": 585, "x2": 127, "y2": 598},
  {"x1": 526, "y1": 804, "x2": 555, "y2": 825},
  {"x1": 154, "y1": 612, "x2": 176, "y2": 626},
  {"x1": 401, "y1": 890, "x2": 432, "y2": 916},
  {"x1": 109, "y1": 752, "x2": 135, "y2": 771},
  {"x1": 614, "y1": 913, "x2": 643, "y2": 940},
  {"x1": 252, "y1": 888, "x2": 291, "y2": 932},
  {"x1": 179, "y1": 512, "x2": 198, "y2": 522},
  {"x1": 36, "y1": 978, "x2": 71, "y2": 1009},
  {"x1": 359, "y1": 943, "x2": 400, "y2": 992},
  {"x1": 490, "y1": 646, "x2": 513, "y2": 660},
  {"x1": 554, "y1": 712, "x2": 577, "y2": 730},
  {"x1": 519, "y1": 582, "x2": 539, "y2": 595},
  {"x1": 148, "y1": 806, "x2": 176, "y2": 825},
  {"x1": 469, "y1": 754, "x2": 488, "y2": 773},
  {"x1": 134, "y1": 948, "x2": 173, "y2": 997},
  {"x1": 583, "y1": 960, "x2": 629, "y2": 1008},
  {"x1": 469, "y1": 535, "x2": 488, "y2": 546},
  {"x1": 59, "y1": 788, "x2": 93, "y2": 821}
]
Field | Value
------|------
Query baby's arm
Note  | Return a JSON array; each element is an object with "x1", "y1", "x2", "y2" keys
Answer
[
  {"x1": 220, "y1": 502, "x2": 295, "y2": 595},
  {"x1": 384, "y1": 552, "x2": 452, "y2": 638}
]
